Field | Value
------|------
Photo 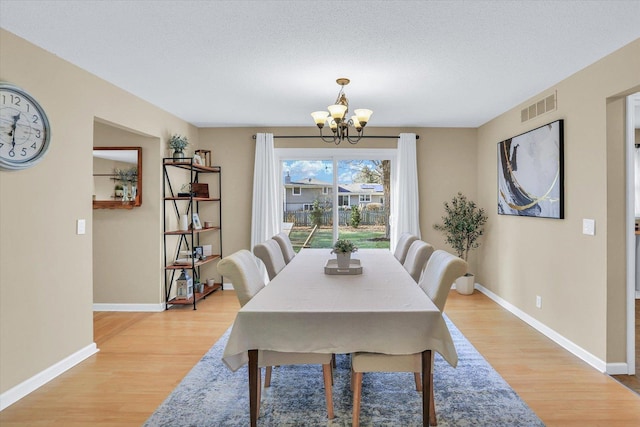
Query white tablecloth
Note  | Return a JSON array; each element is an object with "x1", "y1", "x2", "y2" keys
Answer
[{"x1": 222, "y1": 248, "x2": 458, "y2": 371}]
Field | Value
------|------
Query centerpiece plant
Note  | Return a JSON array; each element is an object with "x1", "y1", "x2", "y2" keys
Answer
[
  {"x1": 331, "y1": 239, "x2": 358, "y2": 269},
  {"x1": 331, "y1": 239, "x2": 358, "y2": 254}
]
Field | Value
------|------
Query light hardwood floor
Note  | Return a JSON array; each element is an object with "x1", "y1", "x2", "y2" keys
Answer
[{"x1": 1, "y1": 290, "x2": 639, "y2": 426}]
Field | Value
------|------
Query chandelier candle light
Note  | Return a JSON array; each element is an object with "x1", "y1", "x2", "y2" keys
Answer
[{"x1": 311, "y1": 78, "x2": 373, "y2": 145}]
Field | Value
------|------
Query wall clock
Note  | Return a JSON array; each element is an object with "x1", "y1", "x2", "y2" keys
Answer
[{"x1": 0, "y1": 82, "x2": 52, "y2": 171}]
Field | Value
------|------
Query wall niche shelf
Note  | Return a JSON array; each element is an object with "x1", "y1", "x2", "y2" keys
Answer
[{"x1": 162, "y1": 158, "x2": 223, "y2": 309}]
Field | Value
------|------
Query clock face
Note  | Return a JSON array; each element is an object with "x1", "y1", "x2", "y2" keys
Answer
[{"x1": 0, "y1": 83, "x2": 51, "y2": 171}]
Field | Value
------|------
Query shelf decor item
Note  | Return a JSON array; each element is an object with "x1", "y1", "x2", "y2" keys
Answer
[
  {"x1": 191, "y1": 183, "x2": 209, "y2": 198},
  {"x1": 195, "y1": 149, "x2": 211, "y2": 166},
  {"x1": 331, "y1": 239, "x2": 358, "y2": 269},
  {"x1": 192, "y1": 213, "x2": 203, "y2": 230},
  {"x1": 169, "y1": 134, "x2": 189, "y2": 159},
  {"x1": 176, "y1": 269, "x2": 193, "y2": 300}
]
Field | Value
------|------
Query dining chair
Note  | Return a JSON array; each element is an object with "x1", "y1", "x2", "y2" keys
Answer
[
  {"x1": 272, "y1": 231, "x2": 296, "y2": 264},
  {"x1": 253, "y1": 239, "x2": 287, "y2": 281},
  {"x1": 403, "y1": 240, "x2": 435, "y2": 283},
  {"x1": 394, "y1": 232, "x2": 419, "y2": 264},
  {"x1": 218, "y1": 250, "x2": 334, "y2": 419},
  {"x1": 351, "y1": 250, "x2": 467, "y2": 427}
]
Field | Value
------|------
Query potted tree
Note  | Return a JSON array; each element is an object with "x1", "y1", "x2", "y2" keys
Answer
[
  {"x1": 331, "y1": 239, "x2": 358, "y2": 269},
  {"x1": 434, "y1": 192, "x2": 488, "y2": 295}
]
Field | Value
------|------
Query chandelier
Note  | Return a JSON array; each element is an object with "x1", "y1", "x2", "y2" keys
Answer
[{"x1": 311, "y1": 78, "x2": 373, "y2": 145}]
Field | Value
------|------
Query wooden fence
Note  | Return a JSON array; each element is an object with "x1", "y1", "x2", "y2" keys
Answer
[{"x1": 284, "y1": 210, "x2": 387, "y2": 226}]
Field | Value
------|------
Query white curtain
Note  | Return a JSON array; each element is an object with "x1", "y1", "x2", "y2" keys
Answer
[
  {"x1": 635, "y1": 146, "x2": 640, "y2": 217},
  {"x1": 390, "y1": 133, "x2": 421, "y2": 252},
  {"x1": 251, "y1": 133, "x2": 280, "y2": 252}
]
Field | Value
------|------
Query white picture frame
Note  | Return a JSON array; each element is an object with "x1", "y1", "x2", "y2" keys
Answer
[
  {"x1": 192, "y1": 213, "x2": 203, "y2": 230},
  {"x1": 193, "y1": 154, "x2": 203, "y2": 165}
]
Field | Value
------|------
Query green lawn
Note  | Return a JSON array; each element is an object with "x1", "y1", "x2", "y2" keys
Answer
[{"x1": 289, "y1": 226, "x2": 390, "y2": 252}]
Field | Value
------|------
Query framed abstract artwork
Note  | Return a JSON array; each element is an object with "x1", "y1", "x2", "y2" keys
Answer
[{"x1": 497, "y1": 119, "x2": 564, "y2": 218}]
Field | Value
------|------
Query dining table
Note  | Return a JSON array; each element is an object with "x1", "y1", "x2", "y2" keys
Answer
[{"x1": 222, "y1": 248, "x2": 458, "y2": 427}]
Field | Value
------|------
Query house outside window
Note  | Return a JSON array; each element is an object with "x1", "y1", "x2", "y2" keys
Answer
[
  {"x1": 292, "y1": 186, "x2": 301, "y2": 196},
  {"x1": 338, "y1": 195, "x2": 350, "y2": 207},
  {"x1": 303, "y1": 203, "x2": 313, "y2": 211},
  {"x1": 359, "y1": 194, "x2": 371, "y2": 202},
  {"x1": 323, "y1": 187, "x2": 329, "y2": 195}
]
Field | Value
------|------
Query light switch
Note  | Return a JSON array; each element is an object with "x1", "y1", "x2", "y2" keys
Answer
[
  {"x1": 582, "y1": 218, "x2": 595, "y2": 236},
  {"x1": 77, "y1": 219, "x2": 86, "y2": 235}
]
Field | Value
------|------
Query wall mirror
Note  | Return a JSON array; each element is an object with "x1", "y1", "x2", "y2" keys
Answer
[{"x1": 93, "y1": 147, "x2": 142, "y2": 209}]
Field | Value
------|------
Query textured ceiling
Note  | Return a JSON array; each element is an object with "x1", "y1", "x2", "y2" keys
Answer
[{"x1": 1, "y1": 0, "x2": 639, "y2": 128}]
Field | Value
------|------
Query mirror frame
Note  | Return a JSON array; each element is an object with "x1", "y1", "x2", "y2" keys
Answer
[{"x1": 92, "y1": 146, "x2": 142, "y2": 209}]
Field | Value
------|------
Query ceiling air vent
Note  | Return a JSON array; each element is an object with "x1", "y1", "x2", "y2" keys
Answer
[{"x1": 521, "y1": 91, "x2": 557, "y2": 122}]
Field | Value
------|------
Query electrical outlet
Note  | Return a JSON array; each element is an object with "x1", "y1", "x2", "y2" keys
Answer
[{"x1": 536, "y1": 295, "x2": 542, "y2": 309}]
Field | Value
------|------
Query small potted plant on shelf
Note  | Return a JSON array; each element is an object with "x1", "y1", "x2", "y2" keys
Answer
[
  {"x1": 433, "y1": 192, "x2": 488, "y2": 295},
  {"x1": 169, "y1": 134, "x2": 189, "y2": 159},
  {"x1": 331, "y1": 239, "x2": 358, "y2": 269}
]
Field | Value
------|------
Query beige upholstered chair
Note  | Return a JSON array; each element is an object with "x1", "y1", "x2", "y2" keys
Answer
[
  {"x1": 351, "y1": 250, "x2": 467, "y2": 427},
  {"x1": 272, "y1": 231, "x2": 296, "y2": 264},
  {"x1": 253, "y1": 239, "x2": 287, "y2": 280},
  {"x1": 394, "y1": 232, "x2": 419, "y2": 264},
  {"x1": 403, "y1": 240, "x2": 435, "y2": 283},
  {"x1": 218, "y1": 250, "x2": 334, "y2": 419}
]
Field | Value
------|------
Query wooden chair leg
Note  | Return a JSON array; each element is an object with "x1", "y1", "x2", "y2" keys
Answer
[
  {"x1": 352, "y1": 371, "x2": 363, "y2": 427},
  {"x1": 429, "y1": 373, "x2": 437, "y2": 426},
  {"x1": 256, "y1": 368, "x2": 261, "y2": 420},
  {"x1": 429, "y1": 352, "x2": 437, "y2": 426},
  {"x1": 264, "y1": 366, "x2": 272, "y2": 387},
  {"x1": 322, "y1": 364, "x2": 334, "y2": 419},
  {"x1": 414, "y1": 372, "x2": 422, "y2": 391},
  {"x1": 350, "y1": 365, "x2": 354, "y2": 392}
]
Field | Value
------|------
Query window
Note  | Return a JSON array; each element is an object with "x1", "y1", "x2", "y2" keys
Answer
[{"x1": 278, "y1": 149, "x2": 395, "y2": 249}]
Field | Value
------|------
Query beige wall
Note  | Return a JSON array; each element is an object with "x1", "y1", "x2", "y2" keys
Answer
[
  {"x1": 0, "y1": 29, "x2": 198, "y2": 394},
  {"x1": 93, "y1": 121, "x2": 163, "y2": 305},
  {"x1": 476, "y1": 39, "x2": 640, "y2": 362}
]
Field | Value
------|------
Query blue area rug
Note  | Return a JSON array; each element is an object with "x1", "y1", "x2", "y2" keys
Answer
[{"x1": 144, "y1": 316, "x2": 544, "y2": 426}]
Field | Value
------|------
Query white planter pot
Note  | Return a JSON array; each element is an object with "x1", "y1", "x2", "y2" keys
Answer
[
  {"x1": 336, "y1": 252, "x2": 351, "y2": 269},
  {"x1": 455, "y1": 274, "x2": 475, "y2": 295}
]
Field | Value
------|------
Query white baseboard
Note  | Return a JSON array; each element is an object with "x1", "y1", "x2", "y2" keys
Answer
[
  {"x1": 475, "y1": 284, "x2": 615, "y2": 374},
  {"x1": 93, "y1": 303, "x2": 164, "y2": 312},
  {"x1": 606, "y1": 362, "x2": 629, "y2": 375},
  {"x1": 636, "y1": 290, "x2": 640, "y2": 299},
  {"x1": 0, "y1": 343, "x2": 98, "y2": 411}
]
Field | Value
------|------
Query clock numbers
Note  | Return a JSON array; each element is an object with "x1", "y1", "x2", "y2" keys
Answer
[{"x1": 1, "y1": 93, "x2": 22, "y2": 107}]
